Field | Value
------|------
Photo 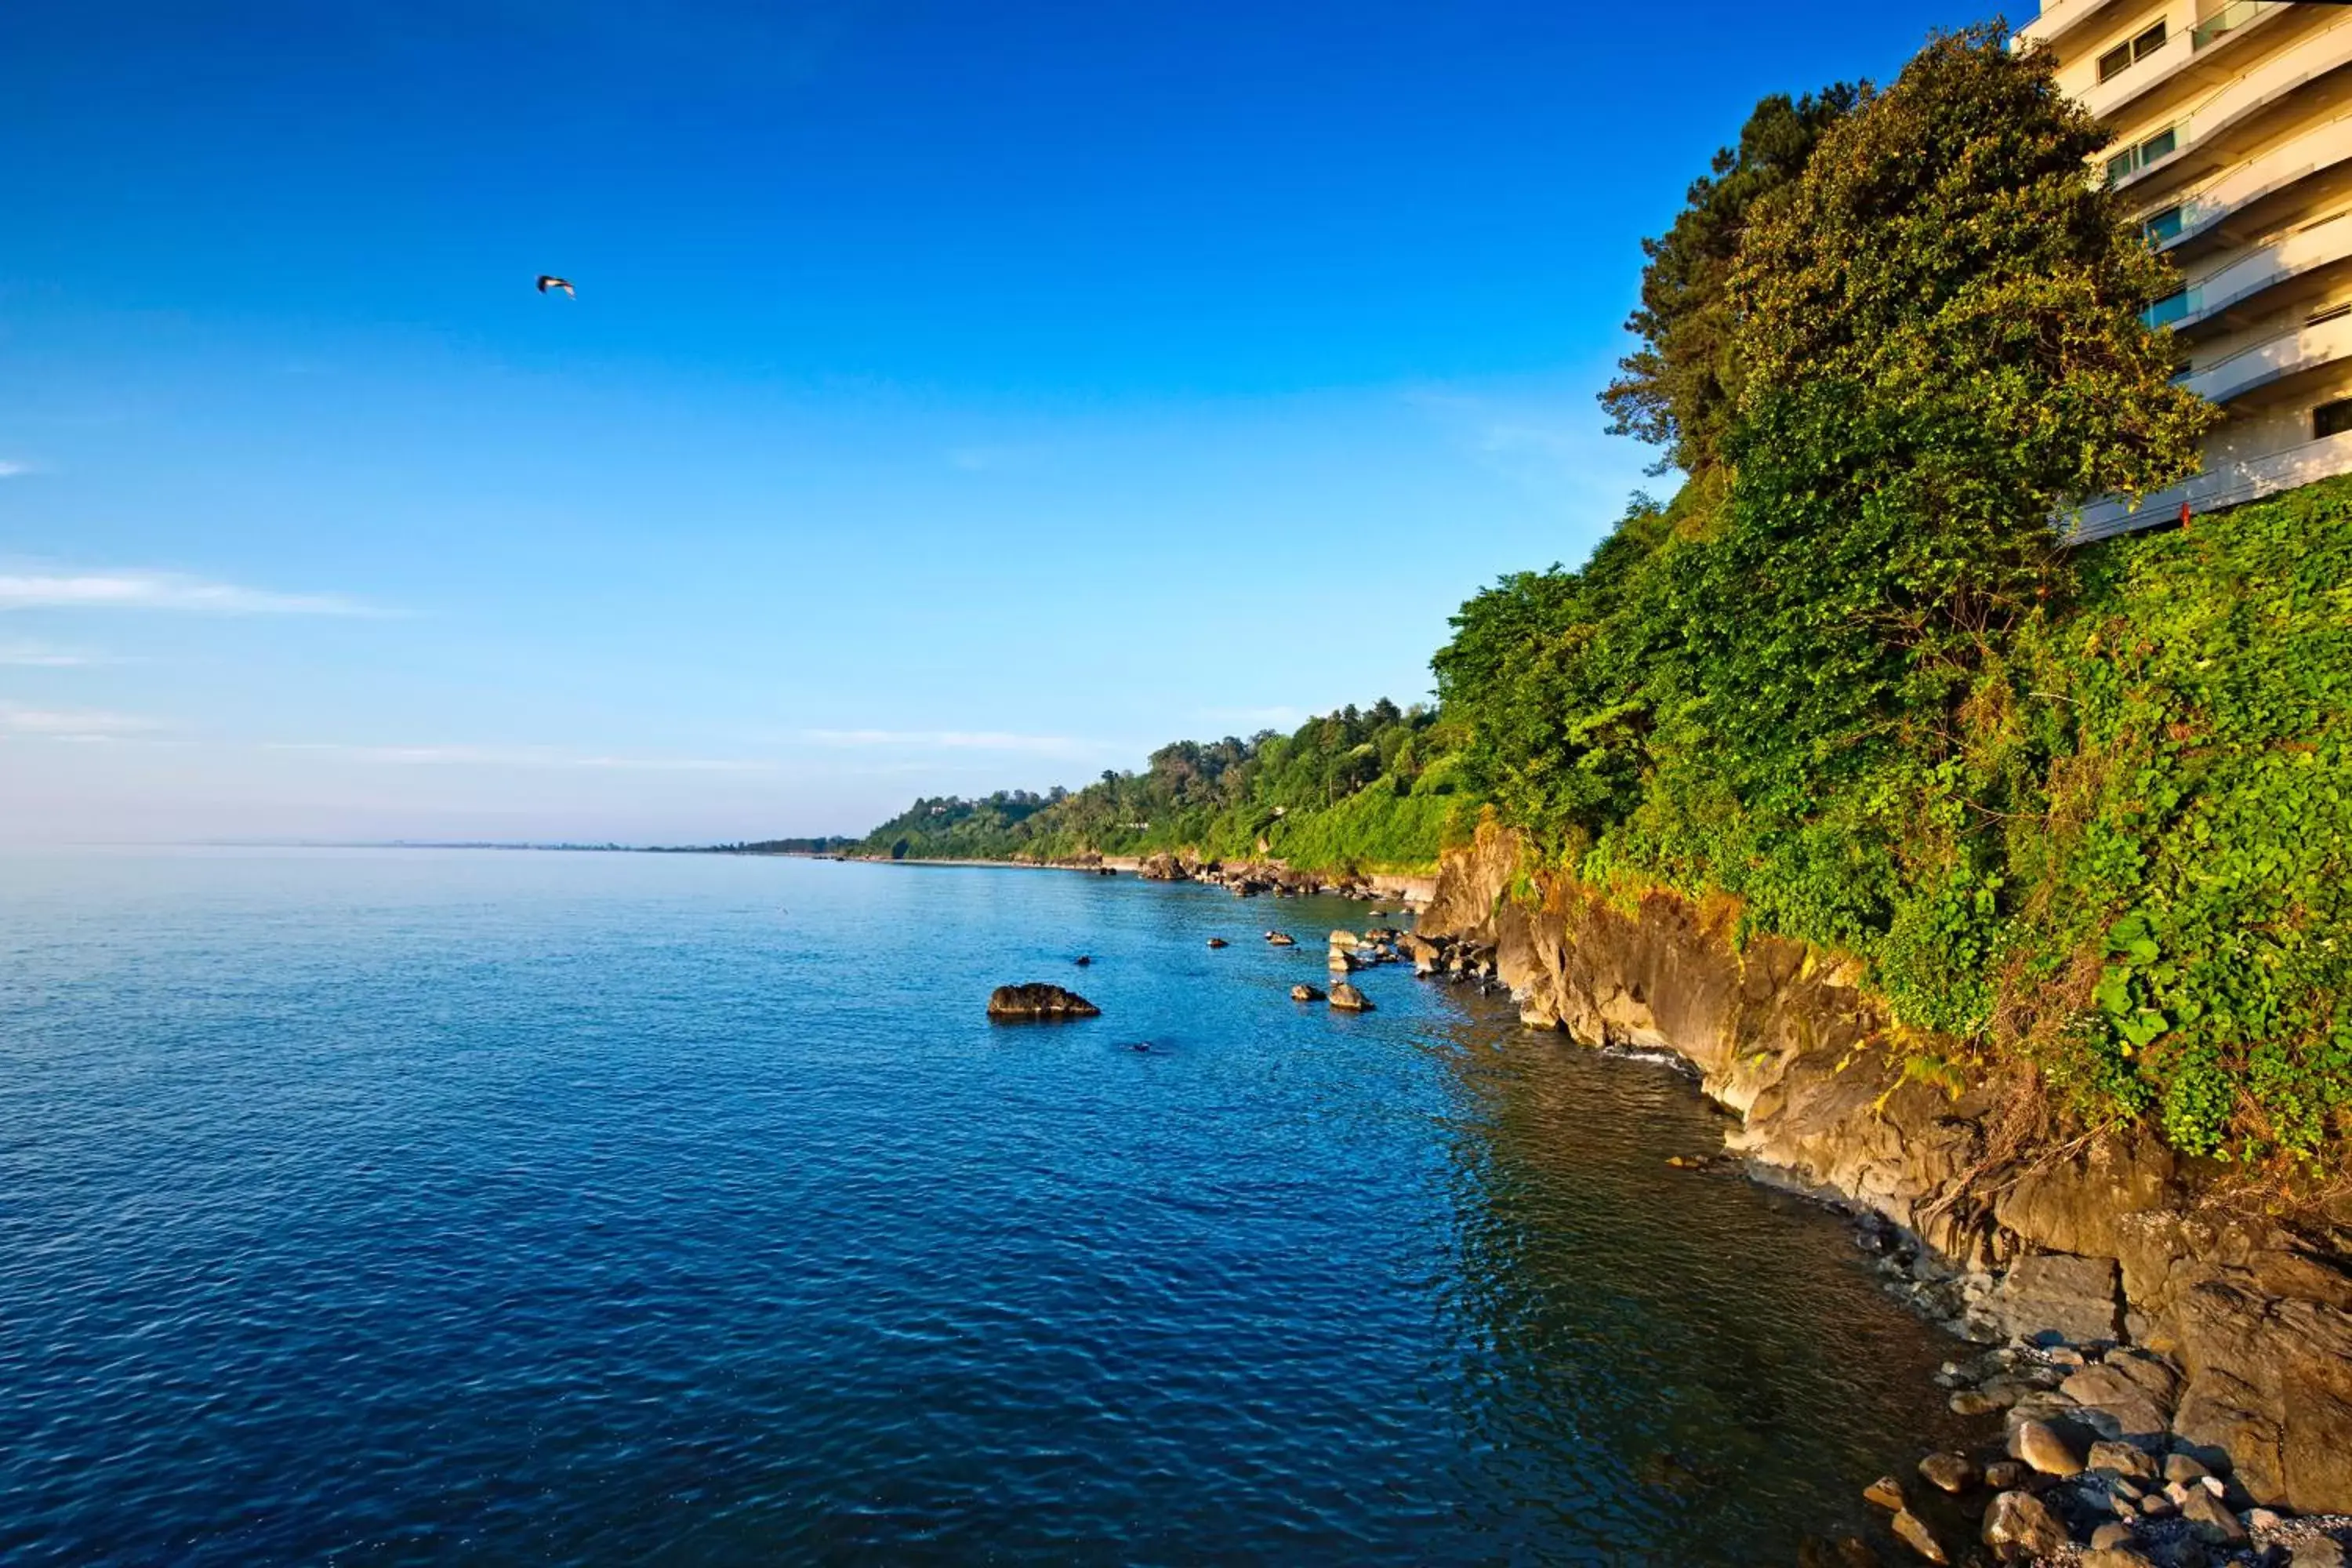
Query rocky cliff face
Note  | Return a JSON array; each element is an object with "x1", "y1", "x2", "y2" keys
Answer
[{"x1": 1420, "y1": 824, "x2": 2352, "y2": 1515}]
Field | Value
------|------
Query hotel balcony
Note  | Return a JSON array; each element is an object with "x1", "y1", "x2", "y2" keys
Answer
[
  {"x1": 2157, "y1": 103, "x2": 2352, "y2": 260},
  {"x1": 2180, "y1": 308, "x2": 2352, "y2": 403},
  {"x1": 2068, "y1": 425, "x2": 2352, "y2": 539},
  {"x1": 2106, "y1": 9, "x2": 2352, "y2": 204},
  {"x1": 2157, "y1": 209, "x2": 2352, "y2": 332}
]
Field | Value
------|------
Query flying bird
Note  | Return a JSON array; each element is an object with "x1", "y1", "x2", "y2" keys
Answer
[{"x1": 535, "y1": 275, "x2": 575, "y2": 297}]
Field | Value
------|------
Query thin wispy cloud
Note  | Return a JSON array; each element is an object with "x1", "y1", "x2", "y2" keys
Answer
[
  {"x1": 802, "y1": 728, "x2": 1099, "y2": 757},
  {"x1": 0, "y1": 700, "x2": 162, "y2": 739},
  {"x1": 266, "y1": 742, "x2": 782, "y2": 772},
  {"x1": 0, "y1": 571, "x2": 375, "y2": 615},
  {"x1": 0, "y1": 460, "x2": 38, "y2": 479},
  {"x1": 0, "y1": 641, "x2": 111, "y2": 667}
]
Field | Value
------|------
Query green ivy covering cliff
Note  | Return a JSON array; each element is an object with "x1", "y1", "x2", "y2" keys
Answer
[{"x1": 1432, "y1": 29, "x2": 2340, "y2": 1160}]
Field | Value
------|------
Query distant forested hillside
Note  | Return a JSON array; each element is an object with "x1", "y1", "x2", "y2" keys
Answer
[{"x1": 854, "y1": 700, "x2": 1475, "y2": 871}]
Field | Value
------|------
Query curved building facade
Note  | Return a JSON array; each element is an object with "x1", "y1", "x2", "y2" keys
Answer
[{"x1": 2019, "y1": 1, "x2": 2352, "y2": 538}]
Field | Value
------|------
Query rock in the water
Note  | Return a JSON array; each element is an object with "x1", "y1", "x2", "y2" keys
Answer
[
  {"x1": 1891, "y1": 1507, "x2": 1947, "y2": 1563},
  {"x1": 1982, "y1": 1489, "x2": 2070, "y2": 1563},
  {"x1": 1290, "y1": 984, "x2": 1325, "y2": 1002},
  {"x1": 1327, "y1": 930, "x2": 1362, "y2": 948},
  {"x1": 986, "y1": 983, "x2": 1102, "y2": 1021},
  {"x1": 1798, "y1": 1537, "x2": 1882, "y2": 1568},
  {"x1": 1265, "y1": 932, "x2": 1295, "y2": 946},
  {"x1": 1918, "y1": 1452, "x2": 1978, "y2": 1494},
  {"x1": 1073, "y1": 954, "x2": 1093, "y2": 966},
  {"x1": 2176, "y1": 1486, "x2": 2248, "y2": 1545},
  {"x1": 1328, "y1": 982, "x2": 1374, "y2": 1011},
  {"x1": 1327, "y1": 952, "x2": 1359, "y2": 972},
  {"x1": 1864, "y1": 1475, "x2": 1906, "y2": 1510},
  {"x1": 1206, "y1": 937, "x2": 1229, "y2": 949},
  {"x1": 2009, "y1": 1417, "x2": 2085, "y2": 1476},
  {"x1": 1951, "y1": 1389, "x2": 2003, "y2": 1416}
]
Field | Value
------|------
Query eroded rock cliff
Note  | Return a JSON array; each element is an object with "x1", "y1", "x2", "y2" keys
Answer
[{"x1": 1420, "y1": 824, "x2": 2352, "y2": 1515}]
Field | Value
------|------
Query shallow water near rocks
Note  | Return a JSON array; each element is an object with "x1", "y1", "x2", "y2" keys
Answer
[{"x1": 0, "y1": 847, "x2": 1974, "y2": 1564}]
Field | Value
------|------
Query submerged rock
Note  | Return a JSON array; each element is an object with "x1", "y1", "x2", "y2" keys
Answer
[
  {"x1": 985, "y1": 983, "x2": 1102, "y2": 1021},
  {"x1": 1864, "y1": 1475, "x2": 1906, "y2": 1510}
]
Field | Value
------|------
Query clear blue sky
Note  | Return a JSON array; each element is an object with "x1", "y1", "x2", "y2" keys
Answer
[{"x1": 1, "y1": 0, "x2": 1985, "y2": 844}]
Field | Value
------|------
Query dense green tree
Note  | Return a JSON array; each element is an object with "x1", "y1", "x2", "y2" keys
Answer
[{"x1": 1598, "y1": 85, "x2": 1857, "y2": 475}]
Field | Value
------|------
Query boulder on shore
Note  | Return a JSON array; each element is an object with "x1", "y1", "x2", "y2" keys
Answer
[
  {"x1": 1918, "y1": 1452, "x2": 1979, "y2": 1494},
  {"x1": 2009, "y1": 1418, "x2": 2084, "y2": 1477},
  {"x1": 986, "y1": 983, "x2": 1102, "y2": 1021},
  {"x1": 1329, "y1": 982, "x2": 1374, "y2": 1011},
  {"x1": 1980, "y1": 1490, "x2": 2068, "y2": 1563}
]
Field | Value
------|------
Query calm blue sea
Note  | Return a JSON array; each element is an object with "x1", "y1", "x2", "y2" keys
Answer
[{"x1": 0, "y1": 848, "x2": 1969, "y2": 1564}]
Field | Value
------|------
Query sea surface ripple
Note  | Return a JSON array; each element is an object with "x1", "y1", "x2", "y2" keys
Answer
[{"x1": 0, "y1": 848, "x2": 1968, "y2": 1564}]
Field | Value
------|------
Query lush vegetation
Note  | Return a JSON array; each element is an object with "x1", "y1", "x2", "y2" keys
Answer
[
  {"x1": 854, "y1": 701, "x2": 1475, "y2": 873},
  {"x1": 707, "y1": 836, "x2": 858, "y2": 855},
  {"x1": 842, "y1": 28, "x2": 2348, "y2": 1160},
  {"x1": 1438, "y1": 27, "x2": 2342, "y2": 1160}
]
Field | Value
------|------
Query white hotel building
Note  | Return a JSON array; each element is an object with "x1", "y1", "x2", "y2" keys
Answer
[{"x1": 2018, "y1": 0, "x2": 2352, "y2": 538}]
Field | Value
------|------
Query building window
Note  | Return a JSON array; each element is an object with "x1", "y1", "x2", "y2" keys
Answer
[
  {"x1": 2098, "y1": 20, "x2": 2169, "y2": 82},
  {"x1": 2143, "y1": 205, "x2": 2183, "y2": 245},
  {"x1": 2315, "y1": 398, "x2": 2352, "y2": 440},
  {"x1": 2107, "y1": 125, "x2": 2180, "y2": 186},
  {"x1": 2145, "y1": 289, "x2": 2190, "y2": 328}
]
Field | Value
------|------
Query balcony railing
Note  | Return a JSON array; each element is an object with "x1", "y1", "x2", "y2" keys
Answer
[{"x1": 2192, "y1": 0, "x2": 2281, "y2": 52}]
